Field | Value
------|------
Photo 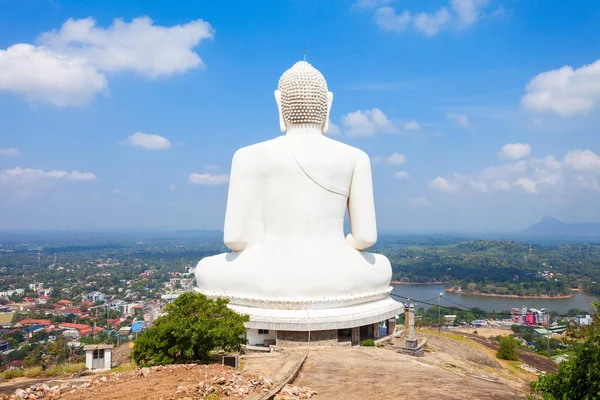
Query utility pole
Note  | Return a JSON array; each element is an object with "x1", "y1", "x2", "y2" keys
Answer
[
  {"x1": 307, "y1": 304, "x2": 311, "y2": 348},
  {"x1": 545, "y1": 310, "x2": 551, "y2": 360},
  {"x1": 438, "y1": 292, "x2": 444, "y2": 334}
]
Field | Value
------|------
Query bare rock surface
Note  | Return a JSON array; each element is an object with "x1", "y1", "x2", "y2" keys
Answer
[
  {"x1": 1, "y1": 364, "x2": 272, "y2": 400},
  {"x1": 292, "y1": 345, "x2": 529, "y2": 399}
]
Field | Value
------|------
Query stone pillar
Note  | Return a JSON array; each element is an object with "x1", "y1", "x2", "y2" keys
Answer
[
  {"x1": 400, "y1": 303, "x2": 424, "y2": 357},
  {"x1": 351, "y1": 327, "x2": 360, "y2": 345},
  {"x1": 374, "y1": 323, "x2": 380, "y2": 339},
  {"x1": 387, "y1": 318, "x2": 396, "y2": 335},
  {"x1": 407, "y1": 304, "x2": 415, "y2": 341}
]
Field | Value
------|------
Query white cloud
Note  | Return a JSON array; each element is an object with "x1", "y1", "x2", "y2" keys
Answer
[
  {"x1": 451, "y1": 0, "x2": 489, "y2": 26},
  {"x1": 327, "y1": 121, "x2": 341, "y2": 135},
  {"x1": 188, "y1": 173, "x2": 229, "y2": 185},
  {"x1": 341, "y1": 108, "x2": 397, "y2": 137},
  {"x1": 430, "y1": 176, "x2": 454, "y2": 192},
  {"x1": 0, "y1": 44, "x2": 107, "y2": 107},
  {"x1": 0, "y1": 17, "x2": 213, "y2": 107},
  {"x1": 371, "y1": 0, "x2": 489, "y2": 37},
  {"x1": 39, "y1": 16, "x2": 214, "y2": 77},
  {"x1": 498, "y1": 143, "x2": 532, "y2": 160},
  {"x1": 414, "y1": 8, "x2": 450, "y2": 37},
  {"x1": 374, "y1": 7, "x2": 411, "y2": 33},
  {"x1": 124, "y1": 132, "x2": 171, "y2": 151},
  {"x1": 0, "y1": 148, "x2": 19, "y2": 157},
  {"x1": 387, "y1": 153, "x2": 406, "y2": 165},
  {"x1": 574, "y1": 175, "x2": 600, "y2": 190},
  {"x1": 429, "y1": 149, "x2": 600, "y2": 196},
  {"x1": 0, "y1": 167, "x2": 96, "y2": 182},
  {"x1": 112, "y1": 188, "x2": 122, "y2": 194},
  {"x1": 512, "y1": 178, "x2": 537, "y2": 194},
  {"x1": 563, "y1": 149, "x2": 600, "y2": 173},
  {"x1": 521, "y1": 60, "x2": 600, "y2": 116},
  {"x1": 169, "y1": 184, "x2": 177, "y2": 191},
  {"x1": 489, "y1": 6, "x2": 506, "y2": 18},
  {"x1": 446, "y1": 112, "x2": 471, "y2": 127},
  {"x1": 492, "y1": 180, "x2": 511, "y2": 191},
  {"x1": 352, "y1": 0, "x2": 394, "y2": 11},
  {"x1": 402, "y1": 120, "x2": 421, "y2": 130},
  {"x1": 394, "y1": 171, "x2": 410, "y2": 180},
  {"x1": 373, "y1": 152, "x2": 406, "y2": 165}
]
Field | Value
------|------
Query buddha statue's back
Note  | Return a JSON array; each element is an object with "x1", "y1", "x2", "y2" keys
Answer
[
  {"x1": 234, "y1": 134, "x2": 362, "y2": 242},
  {"x1": 195, "y1": 61, "x2": 394, "y2": 302}
]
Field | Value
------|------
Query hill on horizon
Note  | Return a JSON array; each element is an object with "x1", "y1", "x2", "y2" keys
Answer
[{"x1": 518, "y1": 216, "x2": 600, "y2": 238}]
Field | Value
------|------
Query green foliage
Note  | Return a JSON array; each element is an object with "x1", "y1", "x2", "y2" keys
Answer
[
  {"x1": 532, "y1": 330, "x2": 600, "y2": 399},
  {"x1": 131, "y1": 293, "x2": 249, "y2": 366},
  {"x1": 384, "y1": 238, "x2": 600, "y2": 296},
  {"x1": 531, "y1": 302, "x2": 600, "y2": 400},
  {"x1": 497, "y1": 336, "x2": 519, "y2": 361},
  {"x1": 1, "y1": 369, "x2": 24, "y2": 379},
  {"x1": 360, "y1": 339, "x2": 375, "y2": 347}
]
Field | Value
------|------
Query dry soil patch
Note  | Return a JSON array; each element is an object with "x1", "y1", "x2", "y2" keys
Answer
[{"x1": 293, "y1": 346, "x2": 527, "y2": 400}]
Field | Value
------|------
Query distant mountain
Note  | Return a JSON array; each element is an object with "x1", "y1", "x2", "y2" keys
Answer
[{"x1": 518, "y1": 216, "x2": 600, "y2": 237}]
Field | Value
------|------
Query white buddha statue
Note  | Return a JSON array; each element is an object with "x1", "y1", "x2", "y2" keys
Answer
[{"x1": 195, "y1": 61, "x2": 393, "y2": 307}]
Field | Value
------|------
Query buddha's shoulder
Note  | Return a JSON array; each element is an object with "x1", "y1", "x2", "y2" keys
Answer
[
  {"x1": 321, "y1": 136, "x2": 369, "y2": 159},
  {"x1": 231, "y1": 139, "x2": 280, "y2": 159},
  {"x1": 232, "y1": 136, "x2": 368, "y2": 161}
]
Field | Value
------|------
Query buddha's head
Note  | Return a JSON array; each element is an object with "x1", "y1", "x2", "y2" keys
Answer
[{"x1": 275, "y1": 61, "x2": 334, "y2": 134}]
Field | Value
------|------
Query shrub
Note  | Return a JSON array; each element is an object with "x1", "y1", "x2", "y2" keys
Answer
[
  {"x1": 43, "y1": 363, "x2": 86, "y2": 377},
  {"x1": 531, "y1": 303, "x2": 600, "y2": 400},
  {"x1": 24, "y1": 366, "x2": 43, "y2": 378},
  {"x1": 1, "y1": 369, "x2": 24, "y2": 380},
  {"x1": 497, "y1": 336, "x2": 519, "y2": 361},
  {"x1": 360, "y1": 339, "x2": 375, "y2": 347},
  {"x1": 132, "y1": 293, "x2": 249, "y2": 366}
]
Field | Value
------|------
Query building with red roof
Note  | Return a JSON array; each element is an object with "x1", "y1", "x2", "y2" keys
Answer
[{"x1": 14, "y1": 319, "x2": 52, "y2": 327}]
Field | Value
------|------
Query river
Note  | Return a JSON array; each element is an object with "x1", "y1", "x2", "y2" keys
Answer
[{"x1": 392, "y1": 284, "x2": 599, "y2": 314}]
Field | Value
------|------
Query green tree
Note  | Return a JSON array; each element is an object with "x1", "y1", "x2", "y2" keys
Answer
[
  {"x1": 497, "y1": 336, "x2": 519, "y2": 361},
  {"x1": 132, "y1": 293, "x2": 248, "y2": 366},
  {"x1": 531, "y1": 302, "x2": 600, "y2": 400}
]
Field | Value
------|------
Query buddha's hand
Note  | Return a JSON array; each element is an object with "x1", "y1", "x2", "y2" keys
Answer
[
  {"x1": 345, "y1": 233, "x2": 359, "y2": 249},
  {"x1": 345, "y1": 233, "x2": 375, "y2": 251}
]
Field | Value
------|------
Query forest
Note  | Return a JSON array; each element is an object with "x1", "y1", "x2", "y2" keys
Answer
[
  {"x1": 379, "y1": 238, "x2": 600, "y2": 296},
  {"x1": 1, "y1": 232, "x2": 599, "y2": 297}
]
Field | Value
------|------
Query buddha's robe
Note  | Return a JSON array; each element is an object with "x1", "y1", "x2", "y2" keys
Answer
[{"x1": 195, "y1": 134, "x2": 392, "y2": 300}]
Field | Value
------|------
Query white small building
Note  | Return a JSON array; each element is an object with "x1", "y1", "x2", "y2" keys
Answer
[
  {"x1": 161, "y1": 291, "x2": 185, "y2": 302},
  {"x1": 578, "y1": 314, "x2": 592, "y2": 325},
  {"x1": 0, "y1": 289, "x2": 25, "y2": 299},
  {"x1": 84, "y1": 291, "x2": 105, "y2": 303},
  {"x1": 84, "y1": 344, "x2": 113, "y2": 371},
  {"x1": 246, "y1": 328, "x2": 277, "y2": 346}
]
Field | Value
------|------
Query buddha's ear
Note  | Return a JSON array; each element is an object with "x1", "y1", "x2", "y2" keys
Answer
[
  {"x1": 322, "y1": 91, "x2": 334, "y2": 134},
  {"x1": 274, "y1": 90, "x2": 287, "y2": 132}
]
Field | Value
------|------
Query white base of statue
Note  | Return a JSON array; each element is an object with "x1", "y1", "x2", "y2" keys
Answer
[{"x1": 195, "y1": 287, "x2": 403, "y2": 331}]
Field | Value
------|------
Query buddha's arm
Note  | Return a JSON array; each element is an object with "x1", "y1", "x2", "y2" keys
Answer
[
  {"x1": 223, "y1": 149, "x2": 253, "y2": 252},
  {"x1": 346, "y1": 151, "x2": 377, "y2": 250}
]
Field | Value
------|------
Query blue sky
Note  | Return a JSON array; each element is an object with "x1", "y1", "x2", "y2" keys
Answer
[{"x1": 1, "y1": 0, "x2": 600, "y2": 233}]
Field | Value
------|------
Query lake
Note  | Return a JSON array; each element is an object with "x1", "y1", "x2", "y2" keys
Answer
[{"x1": 392, "y1": 284, "x2": 599, "y2": 314}]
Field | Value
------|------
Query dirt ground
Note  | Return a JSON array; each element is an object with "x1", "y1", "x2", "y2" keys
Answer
[
  {"x1": 0, "y1": 333, "x2": 543, "y2": 399},
  {"x1": 242, "y1": 350, "x2": 289, "y2": 379},
  {"x1": 292, "y1": 339, "x2": 530, "y2": 400},
  {"x1": 452, "y1": 331, "x2": 557, "y2": 374},
  {"x1": 56, "y1": 364, "x2": 269, "y2": 400},
  {"x1": 111, "y1": 343, "x2": 134, "y2": 365},
  {"x1": 453, "y1": 327, "x2": 513, "y2": 338}
]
